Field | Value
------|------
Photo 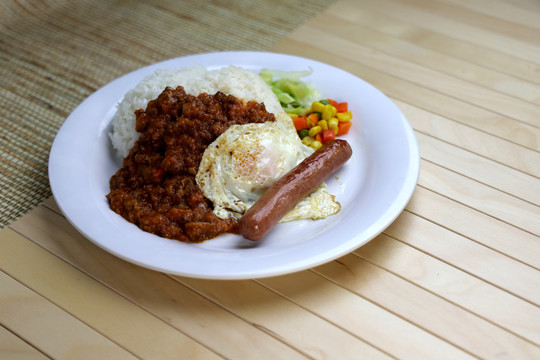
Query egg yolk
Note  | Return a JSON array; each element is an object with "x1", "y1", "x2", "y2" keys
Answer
[{"x1": 231, "y1": 141, "x2": 283, "y2": 188}]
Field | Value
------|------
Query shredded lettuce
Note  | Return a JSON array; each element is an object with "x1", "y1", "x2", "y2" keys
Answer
[{"x1": 260, "y1": 68, "x2": 321, "y2": 115}]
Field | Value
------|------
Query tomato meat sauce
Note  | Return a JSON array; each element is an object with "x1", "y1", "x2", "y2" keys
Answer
[{"x1": 107, "y1": 86, "x2": 275, "y2": 242}]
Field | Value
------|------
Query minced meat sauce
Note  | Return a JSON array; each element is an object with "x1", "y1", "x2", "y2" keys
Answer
[{"x1": 106, "y1": 86, "x2": 275, "y2": 242}]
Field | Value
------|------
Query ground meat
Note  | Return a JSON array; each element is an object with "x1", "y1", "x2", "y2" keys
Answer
[{"x1": 107, "y1": 86, "x2": 275, "y2": 242}]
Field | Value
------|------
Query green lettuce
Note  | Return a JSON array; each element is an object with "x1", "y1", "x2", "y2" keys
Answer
[{"x1": 260, "y1": 68, "x2": 321, "y2": 115}]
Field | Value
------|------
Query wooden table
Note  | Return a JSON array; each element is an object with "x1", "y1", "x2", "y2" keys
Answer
[{"x1": 2, "y1": 0, "x2": 539, "y2": 358}]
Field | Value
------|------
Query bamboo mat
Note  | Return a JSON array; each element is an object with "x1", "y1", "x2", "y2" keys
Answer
[{"x1": 0, "y1": 0, "x2": 334, "y2": 228}]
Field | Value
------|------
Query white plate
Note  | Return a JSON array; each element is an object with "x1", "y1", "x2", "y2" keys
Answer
[{"x1": 49, "y1": 51, "x2": 419, "y2": 279}]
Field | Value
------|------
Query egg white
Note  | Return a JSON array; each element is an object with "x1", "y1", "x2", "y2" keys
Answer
[{"x1": 196, "y1": 113, "x2": 340, "y2": 222}]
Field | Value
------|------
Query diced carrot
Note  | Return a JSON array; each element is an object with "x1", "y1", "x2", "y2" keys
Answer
[
  {"x1": 336, "y1": 102, "x2": 348, "y2": 113},
  {"x1": 327, "y1": 99, "x2": 338, "y2": 107},
  {"x1": 307, "y1": 113, "x2": 319, "y2": 127},
  {"x1": 337, "y1": 121, "x2": 352, "y2": 136},
  {"x1": 322, "y1": 129, "x2": 336, "y2": 143},
  {"x1": 293, "y1": 116, "x2": 308, "y2": 130},
  {"x1": 315, "y1": 132, "x2": 323, "y2": 143}
]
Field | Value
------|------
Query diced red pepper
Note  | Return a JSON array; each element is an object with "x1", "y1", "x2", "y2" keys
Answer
[
  {"x1": 322, "y1": 129, "x2": 336, "y2": 143},
  {"x1": 293, "y1": 116, "x2": 308, "y2": 130},
  {"x1": 336, "y1": 102, "x2": 348, "y2": 113}
]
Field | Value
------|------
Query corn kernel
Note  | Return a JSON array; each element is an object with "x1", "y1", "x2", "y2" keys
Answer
[
  {"x1": 337, "y1": 111, "x2": 353, "y2": 122},
  {"x1": 310, "y1": 140, "x2": 322, "y2": 150},
  {"x1": 302, "y1": 136, "x2": 314, "y2": 146},
  {"x1": 308, "y1": 126, "x2": 321, "y2": 137},
  {"x1": 318, "y1": 120, "x2": 328, "y2": 130},
  {"x1": 311, "y1": 101, "x2": 325, "y2": 113},
  {"x1": 329, "y1": 117, "x2": 339, "y2": 130},
  {"x1": 288, "y1": 113, "x2": 298, "y2": 119},
  {"x1": 322, "y1": 104, "x2": 337, "y2": 120}
]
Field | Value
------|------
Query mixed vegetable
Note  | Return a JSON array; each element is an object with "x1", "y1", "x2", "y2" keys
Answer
[
  {"x1": 260, "y1": 68, "x2": 352, "y2": 150},
  {"x1": 291, "y1": 99, "x2": 352, "y2": 150}
]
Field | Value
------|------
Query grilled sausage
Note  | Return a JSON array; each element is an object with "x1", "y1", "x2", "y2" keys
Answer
[{"x1": 239, "y1": 139, "x2": 352, "y2": 241}]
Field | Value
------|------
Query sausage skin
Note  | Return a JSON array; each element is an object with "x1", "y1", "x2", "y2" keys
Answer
[{"x1": 239, "y1": 139, "x2": 352, "y2": 241}]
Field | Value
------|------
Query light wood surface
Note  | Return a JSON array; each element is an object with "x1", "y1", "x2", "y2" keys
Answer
[{"x1": 2, "y1": 0, "x2": 539, "y2": 358}]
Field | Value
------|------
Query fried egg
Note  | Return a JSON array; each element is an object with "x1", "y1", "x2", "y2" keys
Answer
[{"x1": 196, "y1": 113, "x2": 340, "y2": 222}]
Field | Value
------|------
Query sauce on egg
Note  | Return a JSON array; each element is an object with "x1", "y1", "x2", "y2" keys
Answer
[{"x1": 106, "y1": 86, "x2": 275, "y2": 242}]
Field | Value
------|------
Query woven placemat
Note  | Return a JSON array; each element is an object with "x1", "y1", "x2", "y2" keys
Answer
[{"x1": 0, "y1": 0, "x2": 335, "y2": 228}]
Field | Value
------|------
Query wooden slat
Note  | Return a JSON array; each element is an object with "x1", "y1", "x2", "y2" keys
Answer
[
  {"x1": 347, "y1": 0, "x2": 540, "y2": 63},
  {"x1": 257, "y1": 271, "x2": 475, "y2": 359},
  {"x1": 0, "y1": 228, "x2": 223, "y2": 360},
  {"x1": 422, "y1": 122, "x2": 532, "y2": 204},
  {"x1": 310, "y1": 12, "x2": 540, "y2": 105},
  {"x1": 439, "y1": 0, "x2": 540, "y2": 29},
  {"x1": 0, "y1": 270, "x2": 136, "y2": 360},
  {"x1": 419, "y1": 122, "x2": 538, "y2": 207},
  {"x1": 355, "y1": 233, "x2": 540, "y2": 344},
  {"x1": 417, "y1": 156, "x2": 540, "y2": 232},
  {"x1": 329, "y1": 1, "x2": 540, "y2": 85},
  {"x1": 313, "y1": 255, "x2": 540, "y2": 359},
  {"x1": 385, "y1": 211, "x2": 540, "y2": 305},
  {"x1": 393, "y1": 0, "x2": 539, "y2": 43},
  {"x1": 177, "y1": 277, "x2": 393, "y2": 359},
  {"x1": 406, "y1": 186, "x2": 540, "y2": 269},
  {"x1": 397, "y1": 100, "x2": 540, "y2": 177},
  {"x1": 0, "y1": 325, "x2": 47, "y2": 360},
  {"x1": 504, "y1": 0, "x2": 540, "y2": 12}
]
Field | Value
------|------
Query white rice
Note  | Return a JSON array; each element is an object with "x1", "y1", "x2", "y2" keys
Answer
[{"x1": 109, "y1": 65, "x2": 284, "y2": 158}]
